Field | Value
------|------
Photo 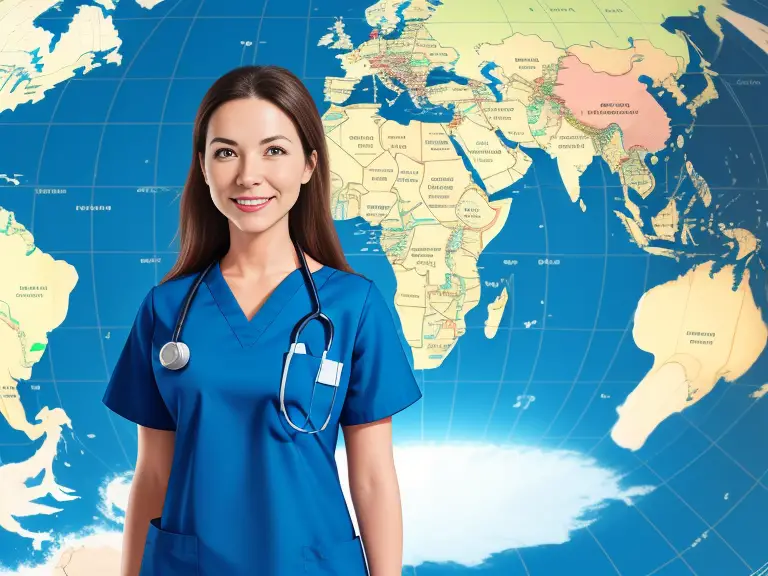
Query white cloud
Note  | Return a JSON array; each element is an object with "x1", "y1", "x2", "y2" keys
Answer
[
  {"x1": 338, "y1": 443, "x2": 655, "y2": 567},
  {"x1": 0, "y1": 444, "x2": 654, "y2": 573}
]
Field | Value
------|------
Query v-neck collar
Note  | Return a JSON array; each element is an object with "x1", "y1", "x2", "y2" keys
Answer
[{"x1": 204, "y1": 261, "x2": 334, "y2": 348}]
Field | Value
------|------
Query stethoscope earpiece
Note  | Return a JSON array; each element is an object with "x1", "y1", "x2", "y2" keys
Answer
[{"x1": 159, "y1": 341, "x2": 190, "y2": 370}]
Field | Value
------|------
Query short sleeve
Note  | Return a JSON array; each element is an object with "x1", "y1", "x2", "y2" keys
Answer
[
  {"x1": 102, "y1": 287, "x2": 176, "y2": 431},
  {"x1": 339, "y1": 281, "x2": 423, "y2": 426}
]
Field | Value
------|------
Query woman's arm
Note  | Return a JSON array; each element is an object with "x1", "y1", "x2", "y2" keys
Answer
[
  {"x1": 342, "y1": 417, "x2": 403, "y2": 576},
  {"x1": 121, "y1": 425, "x2": 175, "y2": 576}
]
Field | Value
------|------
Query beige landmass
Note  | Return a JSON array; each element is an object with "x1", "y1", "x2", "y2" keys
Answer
[
  {"x1": 651, "y1": 198, "x2": 679, "y2": 241},
  {"x1": 53, "y1": 539, "x2": 121, "y2": 575},
  {"x1": 484, "y1": 287, "x2": 508, "y2": 339},
  {"x1": 750, "y1": 384, "x2": 768, "y2": 399},
  {"x1": 568, "y1": 39, "x2": 685, "y2": 86},
  {"x1": 449, "y1": 118, "x2": 523, "y2": 187},
  {"x1": 721, "y1": 227, "x2": 759, "y2": 262},
  {"x1": 477, "y1": 34, "x2": 566, "y2": 84},
  {"x1": 324, "y1": 102, "x2": 514, "y2": 368},
  {"x1": 720, "y1": 7, "x2": 768, "y2": 58},
  {"x1": 317, "y1": 17, "x2": 354, "y2": 50},
  {"x1": 544, "y1": 118, "x2": 597, "y2": 209},
  {"x1": 478, "y1": 101, "x2": 536, "y2": 147},
  {"x1": 0, "y1": 208, "x2": 78, "y2": 441},
  {"x1": 0, "y1": 2, "x2": 123, "y2": 114},
  {"x1": 611, "y1": 262, "x2": 768, "y2": 451},
  {"x1": 365, "y1": 0, "x2": 437, "y2": 35},
  {"x1": 422, "y1": 0, "x2": 732, "y2": 83}
]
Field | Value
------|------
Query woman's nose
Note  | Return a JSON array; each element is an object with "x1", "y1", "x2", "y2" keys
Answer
[{"x1": 236, "y1": 156, "x2": 265, "y2": 188}]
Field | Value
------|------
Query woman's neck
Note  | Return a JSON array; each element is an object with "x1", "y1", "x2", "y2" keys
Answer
[{"x1": 220, "y1": 218, "x2": 298, "y2": 279}]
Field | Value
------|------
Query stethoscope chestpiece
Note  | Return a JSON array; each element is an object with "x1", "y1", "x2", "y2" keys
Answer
[{"x1": 159, "y1": 341, "x2": 190, "y2": 370}]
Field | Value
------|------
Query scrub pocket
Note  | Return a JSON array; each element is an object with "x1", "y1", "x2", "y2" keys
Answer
[
  {"x1": 275, "y1": 350, "x2": 337, "y2": 440},
  {"x1": 139, "y1": 517, "x2": 199, "y2": 576},
  {"x1": 303, "y1": 534, "x2": 369, "y2": 575}
]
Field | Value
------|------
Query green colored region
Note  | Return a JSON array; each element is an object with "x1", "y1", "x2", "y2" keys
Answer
[
  {"x1": 527, "y1": 98, "x2": 544, "y2": 125},
  {"x1": 531, "y1": 129, "x2": 546, "y2": 137},
  {"x1": 30, "y1": 343, "x2": 46, "y2": 352},
  {"x1": 411, "y1": 56, "x2": 430, "y2": 67},
  {"x1": 0, "y1": 301, "x2": 19, "y2": 326},
  {"x1": 1, "y1": 212, "x2": 12, "y2": 234}
]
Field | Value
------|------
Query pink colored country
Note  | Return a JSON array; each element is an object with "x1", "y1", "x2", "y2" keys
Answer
[{"x1": 555, "y1": 54, "x2": 672, "y2": 152}]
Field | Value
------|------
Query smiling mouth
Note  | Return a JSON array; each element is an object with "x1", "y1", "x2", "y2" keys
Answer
[{"x1": 231, "y1": 197, "x2": 274, "y2": 206}]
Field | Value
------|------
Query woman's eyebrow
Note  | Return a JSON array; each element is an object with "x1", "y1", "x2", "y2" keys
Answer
[{"x1": 209, "y1": 135, "x2": 292, "y2": 146}]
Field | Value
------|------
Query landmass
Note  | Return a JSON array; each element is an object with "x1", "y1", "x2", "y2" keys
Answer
[
  {"x1": 484, "y1": 287, "x2": 508, "y2": 339},
  {"x1": 0, "y1": 207, "x2": 79, "y2": 441},
  {"x1": 324, "y1": 0, "x2": 766, "y2": 380},
  {"x1": 0, "y1": 2, "x2": 120, "y2": 114},
  {"x1": 325, "y1": 103, "x2": 512, "y2": 369},
  {"x1": 318, "y1": 17, "x2": 354, "y2": 50},
  {"x1": 611, "y1": 262, "x2": 768, "y2": 451},
  {"x1": 0, "y1": 206, "x2": 78, "y2": 549},
  {"x1": 750, "y1": 384, "x2": 768, "y2": 399}
]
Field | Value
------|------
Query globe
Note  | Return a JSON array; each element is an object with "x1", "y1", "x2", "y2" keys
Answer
[{"x1": 0, "y1": 0, "x2": 766, "y2": 574}]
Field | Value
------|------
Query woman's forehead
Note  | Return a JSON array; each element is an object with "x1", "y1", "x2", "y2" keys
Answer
[{"x1": 208, "y1": 98, "x2": 299, "y2": 142}]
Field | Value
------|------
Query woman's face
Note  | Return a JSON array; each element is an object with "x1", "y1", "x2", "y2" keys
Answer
[{"x1": 200, "y1": 97, "x2": 316, "y2": 235}]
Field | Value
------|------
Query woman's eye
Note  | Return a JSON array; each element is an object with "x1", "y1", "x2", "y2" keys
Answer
[
  {"x1": 214, "y1": 148, "x2": 235, "y2": 158},
  {"x1": 266, "y1": 146, "x2": 286, "y2": 156}
]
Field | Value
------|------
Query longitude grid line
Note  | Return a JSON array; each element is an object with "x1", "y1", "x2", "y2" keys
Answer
[
  {"x1": 530, "y1": 0, "x2": 567, "y2": 46},
  {"x1": 444, "y1": 341, "x2": 460, "y2": 441},
  {"x1": 506, "y1": 154, "x2": 550, "y2": 442},
  {"x1": 151, "y1": 0, "x2": 207, "y2": 286},
  {"x1": 718, "y1": 75, "x2": 768, "y2": 187},
  {"x1": 555, "y1": 253, "x2": 651, "y2": 450},
  {"x1": 536, "y1": 151, "x2": 612, "y2": 442},
  {"x1": 480, "y1": 272, "x2": 515, "y2": 441},
  {"x1": 250, "y1": 0, "x2": 270, "y2": 65},
  {"x1": 87, "y1": 0, "x2": 188, "y2": 463},
  {"x1": 476, "y1": 0, "x2": 524, "y2": 449},
  {"x1": 629, "y1": 495, "x2": 700, "y2": 575},
  {"x1": 637, "y1": 456, "x2": 755, "y2": 573},
  {"x1": 45, "y1": 344, "x2": 122, "y2": 476},
  {"x1": 585, "y1": 526, "x2": 623, "y2": 575},
  {"x1": 19, "y1": 78, "x2": 105, "y2": 466},
  {"x1": 302, "y1": 0, "x2": 313, "y2": 79}
]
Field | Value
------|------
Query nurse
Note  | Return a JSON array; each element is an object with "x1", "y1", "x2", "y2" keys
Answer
[{"x1": 102, "y1": 65, "x2": 423, "y2": 576}]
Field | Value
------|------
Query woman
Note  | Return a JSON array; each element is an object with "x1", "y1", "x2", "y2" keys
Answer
[{"x1": 103, "y1": 65, "x2": 422, "y2": 576}]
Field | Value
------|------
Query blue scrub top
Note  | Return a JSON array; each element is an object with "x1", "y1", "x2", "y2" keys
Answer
[{"x1": 102, "y1": 262, "x2": 422, "y2": 575}]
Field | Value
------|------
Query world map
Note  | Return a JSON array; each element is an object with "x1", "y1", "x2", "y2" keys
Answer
[{"x1": 0, "y1": 0, "x2": 766, "y2": 574}]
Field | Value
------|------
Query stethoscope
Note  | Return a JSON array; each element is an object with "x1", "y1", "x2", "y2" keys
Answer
[{"x1": 157, "y1": 239, "x2": 342, "y2": 434}]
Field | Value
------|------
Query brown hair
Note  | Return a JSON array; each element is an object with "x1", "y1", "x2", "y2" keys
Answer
[{"x1": 161, "y1": 65, "x2": 354, "y2": 283}]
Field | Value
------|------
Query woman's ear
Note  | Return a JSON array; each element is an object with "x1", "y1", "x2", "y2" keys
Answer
[
  {"x1": 198, "y1": 151, "x2": 208, "y2": 185},
  {"x1": 301, "y1": 150, "x2": 318, "y2": 184}
]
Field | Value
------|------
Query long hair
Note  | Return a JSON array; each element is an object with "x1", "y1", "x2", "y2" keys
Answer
[{"x1": 161, "y1": 65, "x2": 354, "y2": 283}]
